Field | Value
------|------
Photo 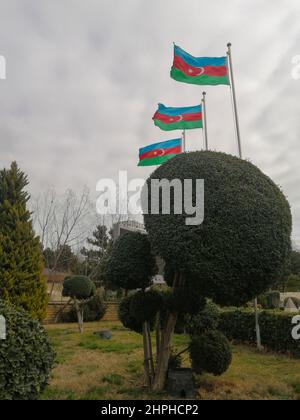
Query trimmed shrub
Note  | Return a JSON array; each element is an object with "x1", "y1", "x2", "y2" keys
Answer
[
  {"x1": 186, "y1": 301, "x2": 220, "y2": 336},
  {"x1": 285, "y1": 274, "x2": 300, "y2": 292},
  {"x1": 0, "y1": 299, "x2": 55, "y2": 400},
  {"x1": 219, "y1": 308, "x2": 300, "y2": 358},
  {"x1": 129, "y1": 289, "x2": 162, "y2": 324},
  {"x1": 62, "y1": 275, "x2": 96, "y2": 300},
  {"x1": 62, "y1": 293, "x2": 106, "y2": 322},
  {"x1": 106, "y1": 232, "x2": 157, "y2": 291},
  {"x1": 167, "y1": 285, "x2": 206, "y2": 316},
  {"x1": 143, "y1": 151, "x2": 292, "y2": 307},
  {"x1": 118, "y1": 294, "x2": 143, "y2": 334},
  {"x1": 189, "y1": 331, "x2": 232, "y2": 376}
]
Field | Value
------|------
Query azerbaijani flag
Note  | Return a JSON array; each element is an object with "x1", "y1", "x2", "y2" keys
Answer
[
  {"x1": 138, "y1": 138, "x2": 182, "y2": 166},
  {"x1": 171, "y1": 44, "x2": 230, "y2": 86},
  {"x1": 153, "y1": 103, "x2": 202, "y2": 131}
]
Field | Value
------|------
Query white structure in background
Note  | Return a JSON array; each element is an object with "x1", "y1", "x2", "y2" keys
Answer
[
  {"x1": 112, "y1": 220, "x2": 146, "y2": 242},
  {"x1": 0, "y1": 315, "x2": 6, "y2": 340},
  {"x1": 284, "y1": 297, "x2": 299, "y2": 313}
]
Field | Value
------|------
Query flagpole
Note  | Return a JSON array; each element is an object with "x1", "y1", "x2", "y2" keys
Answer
[
  {"x1": 227, "y1": 43, "x2": 261, "y2": 350},
  {"x1": 227, "y1": 42, "x2": 242, "y2": 159},
  {"x1": 182, "y1": 129, "x2": 186, "y2": 152},
  {"x1": 202, "y1": 91, "x2": 208, "y2": 151}
]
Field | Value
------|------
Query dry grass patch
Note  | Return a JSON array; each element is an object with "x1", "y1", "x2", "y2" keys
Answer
[{"x1": 42, "y1": 321, "x2": 300, "y2": 400}]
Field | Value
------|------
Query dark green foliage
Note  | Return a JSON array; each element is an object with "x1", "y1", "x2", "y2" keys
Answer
[
  {"x1": 285, "y1": 274, "x2": 300, "y2": 292},
  {"x1": 167, "y1": 285, "x2": 206, "y2": 315},
  {"x1": 118, "y1": 294, "x2": 143, "y2": 333},
  {"x1": 189, "y1": 331, "x2": 232, "y2": 376},
  {"x1": 143, "y1": 151, "x2": 292, "y2": 306},
  {"x1": 290, "y1": 251, "x2": 300, "y2": 276},
  {"x1": 0, "y1": 299, "x2": 55, "y2": 400},
  {"x1": 118, "y1": 291, "x2": 160, "y2": 333},
  {"x1": 106, "y1": 232, "x2": 157, "y2": 291},
  {"x1": 219, "y1": 308, "x2": 300, "y2": 358},
  {"x1": 62, "y1": 275, "x2": 96, "y2": 300},
  {"x1": 0, "y1": 162, "x2": 47, "y2": 320},
  {"x1": 62, "y1": 293, "x2": 107, "y2": 322},
  {"x1": 129, "y1": 289, "x2": 162, "y2": 324},
  {"x1": 185, "y1": 301, "x2": 220, "y2": 336},
  {"x1": 258, "y1": 291, "x2": 281, "y2": 309},
  {"x1": 43, "y1": 244, "x2": 78, "y2": 273}
]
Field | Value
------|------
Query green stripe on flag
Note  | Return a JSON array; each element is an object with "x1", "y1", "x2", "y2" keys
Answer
[
  {"x1": 171, "y1": 67, "x2": 230, "y2": 86},
  {"x1": 154, "y1": 119, "x2": 203, "y2": 131},
  {"x1": 138, "y1": 154, "x2": 178, "y2": 167}
]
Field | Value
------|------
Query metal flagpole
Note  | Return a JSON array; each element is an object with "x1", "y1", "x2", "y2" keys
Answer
[
  {"x1": 182, "y1": 129, "x2": 186, "y2": 152},
  {"x1": 227, "y1": 42, "x2": 242, "y2": 159},
  {"x1": 202, "y1": 91, "x2": 208, "y2": 151},
  {"x1": 227, "y1": 43, "x2": 262, "y2": 351}
]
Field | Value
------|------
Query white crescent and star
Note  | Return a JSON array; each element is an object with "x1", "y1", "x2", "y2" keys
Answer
[
  {"x1": 153, "y1": 148, "x2": 165, "y2": 157},
  {"x1": 169, "y1": 115, "x2": 183, "y2": 122},
  {"x1": 188, "y1": 66, "x2": 205, "y2": 76}
]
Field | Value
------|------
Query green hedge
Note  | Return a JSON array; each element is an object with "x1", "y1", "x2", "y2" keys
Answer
[
  {"x1": 0, "y1": 299, "x2": 55, "y2": 400},
  {"x1": 219, "y1": 308, "x2": 300, "y2": 358}
]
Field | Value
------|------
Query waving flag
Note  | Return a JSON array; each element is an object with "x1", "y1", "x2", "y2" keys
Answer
[
  {"x1": 138, "y1": 138, "x2": 182, "y2": 166},
  {"x1": 171, "y1": 44, "x2": 229, "y2": 86},
  {"x1": 153, "y1": 103, "x2": 202, "y2": 131}
]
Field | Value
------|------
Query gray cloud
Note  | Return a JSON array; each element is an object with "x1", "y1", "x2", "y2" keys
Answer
[{"x1": 0, "y1": 0, "x2": 299, "y2": 245}]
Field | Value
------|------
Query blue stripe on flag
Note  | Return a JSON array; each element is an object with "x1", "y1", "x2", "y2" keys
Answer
[
  {"x1": 174, "y1": 44, "x2": 227, "y2": 67},
  {"x1": 139, "y1": 138, "x2": 181, "y2": 156}
]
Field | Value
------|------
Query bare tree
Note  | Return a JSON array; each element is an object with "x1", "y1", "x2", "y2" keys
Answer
[{"x1": 31, "y1": 188, "x2": 91, "y2": 299}]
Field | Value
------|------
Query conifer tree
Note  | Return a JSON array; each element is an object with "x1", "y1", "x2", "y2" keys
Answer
[{"x1": 0, "y1": 162, "x2": 47, "y2": 320}]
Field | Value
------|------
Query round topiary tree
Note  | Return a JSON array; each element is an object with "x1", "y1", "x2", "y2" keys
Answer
[
  {"x1": 0, "y1": 299, "x2": 55, "y2": 400},
  {"x1": 189, "y1": 331, "x2": 232, "y2": 376},
  {"x1": 142, "y1": 151, "x2": 292, "y2": 390},
  {"x1": 62, "y1": 275, "x2": 96, "y2": 333},
  {"x1": 106, "y1": 232, "x2": 160, "y2": 387},
  {"x1": 63, "y1": 292, "x2": 106, "y2": 323},
  {"x1": 185, "y1": 301, "x2": 220, "y2": 336},
  {"x1": 106, "y1": 232, "x2": 158, "y2": 387},
  {"x1": 106, "y1": 232, "x2": 157, "y2": 291}
]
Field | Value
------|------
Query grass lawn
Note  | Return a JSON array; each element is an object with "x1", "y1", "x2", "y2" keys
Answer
[{"x1": 42, "y1": 321, "x2": 300, "y2": 400}]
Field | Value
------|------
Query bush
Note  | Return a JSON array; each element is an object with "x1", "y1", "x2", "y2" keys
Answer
[
  {"x1": 118, "y1": 294, "x2": 143, "y2": 334},
  {"x1": 285, "y1": 274, "x2": 300, "y2": 292},
  {"x1": 258, "y1": 291, "x2": 281, "y2": 309},
  {"x1": 143, "y1": 151, "x2": 292, "y2": 307},
  {"x1": 62, "y1": 275, "x2": 96, "y2": 300},
  {"x1": 106, "y1": 232, "x2": 157, "y2": 291},
  {"x1": 0, "y1": 299, "x2": 55, "y2": 400},
  {"x1": 129, "y1": 290, "x2": 162, "y2": 324},
  {"x1": 185, "y1": 301, "x2": 220, "y2": 336},
  {"x1": 189, "y1": 331, "x2": 232, "y2": 376},
  {"x1": 167, "y1": 285, "x2": 206, "y2": 315},
  {"x1": 62, "y1": 293, "x2": 106, "y2": 322},
  {"x1": 219, "y1": 308, "x2": 300, "y2": 358}
]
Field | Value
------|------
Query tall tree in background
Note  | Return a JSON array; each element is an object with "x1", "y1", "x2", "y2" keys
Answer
[
  {"x1": 80, "y1": 225, "x2": 113, "y2": 288},
  {"x1": 0, "y1": 162, "x2": 47, "y2": 320}
]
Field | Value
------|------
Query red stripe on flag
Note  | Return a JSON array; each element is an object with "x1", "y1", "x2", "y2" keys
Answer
[
  {"x1": 173, "y1": 55, "x2": 228, "y2": 77},
  {"x1": 139, "y1": 145, "x2": 181, "y2": 161},
  {"x1": 153, "y1": 112, "x2": 202, "y2": 124}
]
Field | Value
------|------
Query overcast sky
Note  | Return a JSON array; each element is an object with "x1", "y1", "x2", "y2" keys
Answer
[{"x1": 0, "y1": 0, "x2": 300, "y2": 246}]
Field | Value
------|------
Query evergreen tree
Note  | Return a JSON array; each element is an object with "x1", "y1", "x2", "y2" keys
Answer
[
  {"x1": 0, "y1": 162, "x2": 47, "y2": 320},
  {"x1": 80, "y1": 225, "x2": 113, "y2": 287}
]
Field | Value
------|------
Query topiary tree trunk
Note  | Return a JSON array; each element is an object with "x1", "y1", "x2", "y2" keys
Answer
[{"x1": 73, "y1": 297, "x2": 84, "y2": 333}]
